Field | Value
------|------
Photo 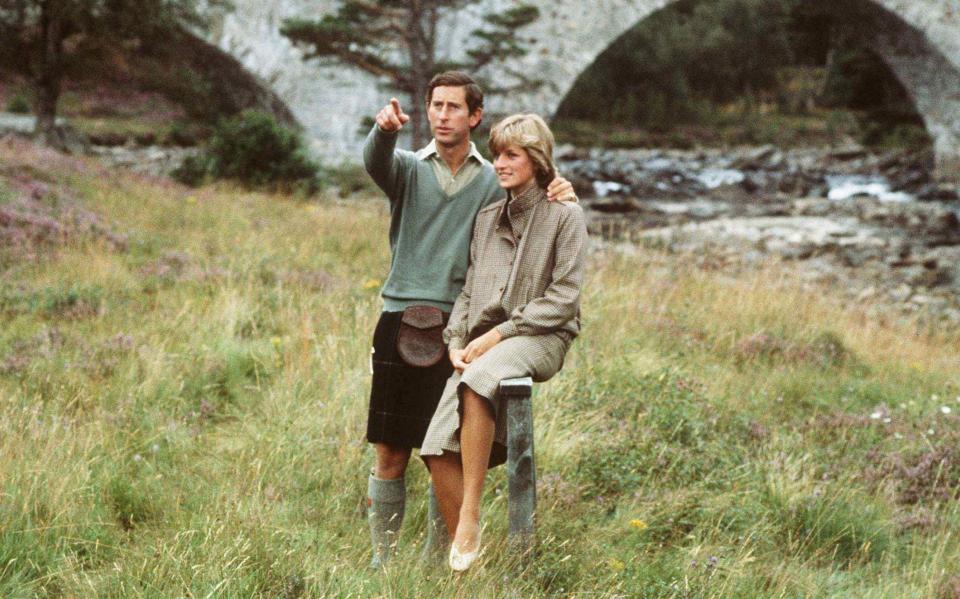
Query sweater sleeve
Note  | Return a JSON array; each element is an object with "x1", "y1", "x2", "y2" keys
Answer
[
  {"x1": 496, "y1": 205, "x2": 587, "y2": 338},
  {"x1": 362, "y1": 125, "x2": 414, "y2": 204}
]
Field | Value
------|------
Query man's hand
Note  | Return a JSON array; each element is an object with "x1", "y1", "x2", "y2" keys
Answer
[
  {"x1": 547, "y1": 176, "x2": 578, "y2": 203},
  {"x1": 462, "y1": 329, "x2": 502, "y2": 364},
  {"x1": 375, "y1": 98, "x2": 410, "y2": 133},
  {"x1": 450, "y1": 348, "x2": 469, "y2": 373}
]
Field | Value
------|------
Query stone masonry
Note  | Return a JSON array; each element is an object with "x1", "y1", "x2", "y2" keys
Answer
[{"x1": 202, "y1": 0, "x2": 960, "y2": 179}]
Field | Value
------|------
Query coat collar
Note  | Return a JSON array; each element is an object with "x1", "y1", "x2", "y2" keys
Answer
[{"x1": 499, "y1": 181, "x2": 545, "y2": 227}]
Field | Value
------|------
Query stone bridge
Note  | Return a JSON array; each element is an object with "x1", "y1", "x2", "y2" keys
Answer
[{"x1": 204, "y1": 0, "x2": 960, "y2": 179}]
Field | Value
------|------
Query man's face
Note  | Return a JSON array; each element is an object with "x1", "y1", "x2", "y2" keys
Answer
[{"x1": 427, "y1": 85, "x2": 482, "y2": 148}]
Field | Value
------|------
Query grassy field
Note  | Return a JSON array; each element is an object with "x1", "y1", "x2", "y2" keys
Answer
[{"x1": 1, "y1": 136, "x2": 959, "y2": 598}]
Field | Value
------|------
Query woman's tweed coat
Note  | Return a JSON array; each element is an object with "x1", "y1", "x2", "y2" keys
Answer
[{"x1": 420, "y1": 183, "x2": 588, "y2": 467}]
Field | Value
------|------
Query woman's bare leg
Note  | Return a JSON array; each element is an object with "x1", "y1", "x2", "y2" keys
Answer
[
  {"x1": 423, "y1": 453, "x2": 464, "y2": 537},
  {"x1": 454, "y1": 386, "x2": 496, "y2": 552}
]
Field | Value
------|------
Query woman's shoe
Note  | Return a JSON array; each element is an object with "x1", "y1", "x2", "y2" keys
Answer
[{"x1": 448, "y1": 528, "x2": 482, "y2": 572}]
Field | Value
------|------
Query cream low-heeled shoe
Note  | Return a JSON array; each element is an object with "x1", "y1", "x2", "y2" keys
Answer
[{"x1": 448, "y1": 528, "x2": 482, "y2": 572}]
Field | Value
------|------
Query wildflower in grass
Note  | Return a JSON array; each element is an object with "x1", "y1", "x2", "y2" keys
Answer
[
  {"x1": 186, "y1": 196, "x2": 197, "y2": 204},
  {"x1": 608, "y1": 558, "x2": 625, "y2": 572},
  {"x1": 362, "y1": 278, "x2": 381, "y2": 290},
  {"x1": 271, "y1": 336, "x2": 283, "y2": 348},
  {"x1": 629, "y1": 519, "x2": 648, "y2": 531},
  {"x1": 941, "y1": 406, "x2": 952, "y2": 415}
]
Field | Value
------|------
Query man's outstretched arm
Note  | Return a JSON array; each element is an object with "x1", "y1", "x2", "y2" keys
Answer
[{"x1": 362, "y1": 98, "x2": 413, "y2": 201}]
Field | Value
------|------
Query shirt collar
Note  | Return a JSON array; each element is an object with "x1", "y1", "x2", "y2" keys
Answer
[{"x1": 416, "y1": 139, "x2": 485, "y2": 166}]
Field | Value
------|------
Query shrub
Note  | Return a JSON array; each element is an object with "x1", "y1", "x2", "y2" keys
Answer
[
  {"x1": 6, "y1": 92, "x2": 30, "y2": 114},
  {"x1": 164, "y1": 120, "x2": 206, "y2": 147},
  {"x1": 170, "y1": 154, "x2": 210, "y2": 187},
  {"x1": 206, "y1": 111, "x2": 321, "y2": 193}
]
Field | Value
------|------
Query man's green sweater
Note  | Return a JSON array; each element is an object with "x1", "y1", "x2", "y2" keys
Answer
[{"x1": 363, "y1": 126, "x2": 502, "y2": 312}]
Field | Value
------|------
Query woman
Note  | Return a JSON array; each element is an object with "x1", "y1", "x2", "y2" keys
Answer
[{"x1": 419, "y1": 113, "x2": 588, "y2": 572}]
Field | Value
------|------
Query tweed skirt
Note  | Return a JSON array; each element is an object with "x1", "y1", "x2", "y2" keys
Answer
[
  {"x1": 366, "y1": 311, "x2": 454, "y2": 448},
  {"x1": 419, "y1": 331, "x2": 570, "y2": 468}
]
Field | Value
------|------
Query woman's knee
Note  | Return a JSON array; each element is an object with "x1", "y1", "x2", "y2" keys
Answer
[
  {"x1": 424, "y1": 451, "x2": 459, "y2": 469},
  {"x1": 461, "y1": 386, "x2": 495, "y2": 421}
]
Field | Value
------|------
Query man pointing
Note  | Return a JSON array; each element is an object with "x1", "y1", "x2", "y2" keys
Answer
[{"x1": 361, "y1": 71, "x2": 576, "y2": 567}]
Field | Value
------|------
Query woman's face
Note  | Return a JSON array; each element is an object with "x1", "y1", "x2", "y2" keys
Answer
[{"x1": 493, "y1": 144, "x2": 536, "y2": 192}]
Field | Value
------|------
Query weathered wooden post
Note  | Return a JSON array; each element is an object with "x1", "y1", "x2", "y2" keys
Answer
[{"x1": 501, "y1": 376, "x2": 535, "y2": 559}]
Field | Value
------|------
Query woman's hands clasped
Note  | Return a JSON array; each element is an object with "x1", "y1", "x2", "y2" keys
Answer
[{"x1": 449, "y1": 329, "x2": 502, "y2": 373}]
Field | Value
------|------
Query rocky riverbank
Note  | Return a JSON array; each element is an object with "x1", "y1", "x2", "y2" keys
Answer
[
  {"x1": 4, "y1": 109, "x2": 957, "y2": 325},
  {"x1": 0, "y1": 112, "x2": 200, "y2": 178},
  {"x1": 558, "y1": 145, "x2": 960, "y2": 326}
]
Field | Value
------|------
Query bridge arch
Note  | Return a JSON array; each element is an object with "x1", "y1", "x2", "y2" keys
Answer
[
  {"x1": 175, "y1": 30, "x2": 298, "y2": 129},
  {"x1": 198, "y1": 0, "x2": 960, "y2": 178},
  {"x1": 493, "y1": 0, "x2": 960, "y2": 180}
]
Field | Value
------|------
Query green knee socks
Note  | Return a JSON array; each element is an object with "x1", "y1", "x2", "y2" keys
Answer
[{"x1": 367, "y1": 474, "x2": 405, "y2": 568}]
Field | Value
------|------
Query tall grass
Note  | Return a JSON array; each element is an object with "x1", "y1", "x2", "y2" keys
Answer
[{"x1": 1, "y1": 139, "x2": 958, "y2": 597}]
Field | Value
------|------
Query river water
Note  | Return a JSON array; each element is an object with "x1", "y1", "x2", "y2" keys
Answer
[{"x1": 556, "y1": 144, "x2": 960, "y2": 323}]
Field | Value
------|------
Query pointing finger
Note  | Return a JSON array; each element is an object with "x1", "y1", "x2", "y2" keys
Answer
[
  {"x1": 390, "y1": 98, "x2": 411, "y2": 124},
  {"x1": 388, "y1": 111, "x2": 402, "y2": 129}
]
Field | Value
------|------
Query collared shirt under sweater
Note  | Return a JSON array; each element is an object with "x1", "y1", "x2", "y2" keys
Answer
[{"x1": 362, "y1": 125, "x2": 502, "y2": 312}]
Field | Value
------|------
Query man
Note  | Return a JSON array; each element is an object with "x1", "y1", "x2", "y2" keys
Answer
[{"x1": 362, "y1": 71, "x2": 575, "y2": 567}]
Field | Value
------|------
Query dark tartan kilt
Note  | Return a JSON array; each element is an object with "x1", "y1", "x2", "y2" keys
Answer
[{"x1": 366, "y1": 311, "x2": 454, "y2": 448}]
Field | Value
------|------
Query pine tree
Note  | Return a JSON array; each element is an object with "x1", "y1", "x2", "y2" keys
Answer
[{"x1": 280, "y1": 1, "x2": 541, "y2": 148}]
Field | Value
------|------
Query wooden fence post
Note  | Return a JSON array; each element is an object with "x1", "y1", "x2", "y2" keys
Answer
[{"x1": 501, "y1": 376, "x2": 535, "y2": 559}]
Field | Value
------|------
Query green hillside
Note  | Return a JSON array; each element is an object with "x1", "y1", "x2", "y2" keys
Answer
[{"x1": 1, "y1": 137, "x2": 958, "y2": 597}]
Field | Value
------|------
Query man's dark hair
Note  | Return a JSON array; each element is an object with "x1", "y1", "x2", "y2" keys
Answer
[{"x1": 425, "y1": 71, "x2": 484, "y2": 115}]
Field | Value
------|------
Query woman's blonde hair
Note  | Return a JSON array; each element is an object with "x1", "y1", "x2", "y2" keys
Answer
[{"x1": 488, "y1": 113, "x2": 556, "y2": 188}]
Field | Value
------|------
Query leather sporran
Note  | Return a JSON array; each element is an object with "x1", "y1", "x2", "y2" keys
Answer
[{"x1": 396, "y1": 305, "x2": 447, "y2": 367}]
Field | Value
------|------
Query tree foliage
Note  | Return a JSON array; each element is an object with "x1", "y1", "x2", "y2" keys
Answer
[
  {"x1": 555, "y1": 0, "x2": 919, "y2": 134},
  {"x1": 0, "y1": 0, "x2": 221, "y2": 148},
  {"x1": 558, "y1": 0, "x2": 795, "y2": 127},
  {"x1": 173, "y1": 110, "x2": 321, "y2": 193},
  {"x1": 280, "y1": 1, "x2": 541, "y2": 148}
]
